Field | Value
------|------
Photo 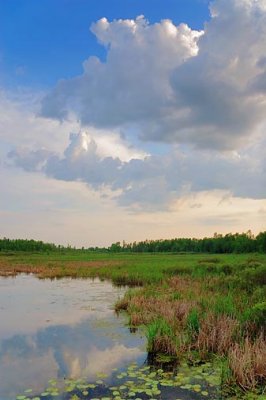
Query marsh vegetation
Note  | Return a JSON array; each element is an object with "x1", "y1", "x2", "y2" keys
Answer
[{"x1": 0, "y1": 249, "x2": 265, "y2": 399}]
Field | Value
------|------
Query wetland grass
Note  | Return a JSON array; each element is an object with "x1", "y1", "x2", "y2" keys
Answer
[{"x1": 229, "y1": 335, "x2": 266, "y2": 391}]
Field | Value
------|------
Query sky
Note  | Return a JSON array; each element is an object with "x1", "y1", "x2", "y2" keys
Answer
[{"x1": 0, "y1": 0, "x2": 265, "y2": 247}]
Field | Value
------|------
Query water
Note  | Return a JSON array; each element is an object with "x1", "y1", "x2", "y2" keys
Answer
[
  {"x1": 0, "y1": 275, "x2": 221, "y2": 400},
  {"x1": 0, "y1": 274, "x2": 145, "y2": 399}
]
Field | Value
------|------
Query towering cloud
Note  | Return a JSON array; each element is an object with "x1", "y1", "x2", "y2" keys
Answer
[
  {"x1": 41, "y1": 0, "x2": 266, "y2": 150},
  {"x1": 41, "y1": 15, "x2": 203, "y2": 136}
]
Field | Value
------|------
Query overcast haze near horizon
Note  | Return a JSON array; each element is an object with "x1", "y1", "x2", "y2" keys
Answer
[{"x1": 0, "y1": 0, "x2": 265, "y2": 247}]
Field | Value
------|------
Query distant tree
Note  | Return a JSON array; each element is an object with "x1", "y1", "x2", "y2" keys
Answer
[
  {"x1": 109, "y1": 242, "x2": 122, "y2": 252},
  {"x1": 256, "y1": 231, "x2": 266, "y2": 253}
]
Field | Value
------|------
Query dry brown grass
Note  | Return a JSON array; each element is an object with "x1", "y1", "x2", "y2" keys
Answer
[
  {"x1": 130, "y1": 312, "x2": 152, "y2": 326},
  {"x1": 0, "y1": 263, "x2": 44, "y2": 276},
  {"x1": 196, "y1": 314, "x2": 240, "y2": 356},
  {"x1": 228, "y1": 335, "x2": 266, "y2": 391},
  {"x1": 172, "y1": 301, "x2": 193, "y2": 325},
  {"x1": 115, "y1": 296, "x2": 130, "y2": 312},
  {"x1": 152, "y1": 335, "x2": 177, "y2": 355},
  {"x1": 0, "y1": 259, "x2": 122, "y2": 278},
  {"x1": 127, "y1": 293, "x2": 195, "y2": 328},
  {"x1": 168, "y1": 276, "x2": 202, "y2": 294},
  {"x1": 115, "y1": 282, "x2": 195, "y2": 335}
]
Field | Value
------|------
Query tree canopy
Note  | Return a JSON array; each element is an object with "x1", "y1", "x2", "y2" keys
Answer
[{"x1": 0, "y1": 231, "x2": 265, "y2": 253}]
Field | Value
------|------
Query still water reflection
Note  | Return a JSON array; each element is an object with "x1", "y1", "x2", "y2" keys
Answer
[{"x1": 0, "y1": 275, "x2": 146, "y2": 399}]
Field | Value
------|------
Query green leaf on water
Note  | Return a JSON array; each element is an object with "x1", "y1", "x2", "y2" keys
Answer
[
  {"x1": 147, "y1": 389, "x2": 154, "y2": 395},
  {"x1": 128, "y1": 373, "x2": 137, "y2": 378},
  {"x1": 66, "y1": 386, "x2": 75, "y2": 392},
  {"x1": 70, "y1": 395, "x2": 80, "y2": 400},
  {"x1": 96, "y1": 372, "x2": 108, "y2": 378},
  {"x1": 184, "y1": 384, "x2": 192, "y2": 389},
  {"x1": 48, "y1": 379, "x2": 57, "y2": 386}
]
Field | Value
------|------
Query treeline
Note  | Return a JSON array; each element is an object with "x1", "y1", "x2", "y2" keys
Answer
[
  {"x1": 109, "y1": 231, "x2": 266, "y2": 254},
  {"x1": 1, "y1": 231, "x2": 266, "y2": 253},
  {"x1": 0, "y1": 237, "x2": 109, "y2": 253},
  {"x1": 0, "y1": 238, "x2": 108, "y2": 253},
  {"x1": 0, "y1": 238, "x2": 69, "y2": 252}
]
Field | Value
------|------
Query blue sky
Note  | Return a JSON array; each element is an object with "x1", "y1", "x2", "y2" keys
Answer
[
  {"x1": 0, "y1": 0, "x2": 210, "y2": 88},
  {"x1": 0, "y1": 0, "x2": 265, "y2": 246}
]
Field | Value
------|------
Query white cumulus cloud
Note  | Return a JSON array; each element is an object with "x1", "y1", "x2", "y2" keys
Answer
[
  {"x1": 8, "y1": 131, "x2": 266, "y2": 210},
  {"x1": 41, "y1": 0, "x2": 266, "y2": 151},
  {"x1": 41, "y1": 15, "x2": 203, "y2": 138}
]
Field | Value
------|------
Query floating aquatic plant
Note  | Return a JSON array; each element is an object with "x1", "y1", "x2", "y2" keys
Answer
[{"x1": 16, "y1": 360, "x2": 222, "y2": 400}]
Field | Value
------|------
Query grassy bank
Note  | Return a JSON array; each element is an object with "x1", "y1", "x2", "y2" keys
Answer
[{"x1": 0, "y1": 251, "x2": 265, "y2": 397}]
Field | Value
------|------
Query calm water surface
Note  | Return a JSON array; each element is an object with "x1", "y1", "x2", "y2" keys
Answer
[
  {"x1": 0, "y1": 274, "x2": 145, "y2": 399},
  {"x1": 0, "y1": 274, "x2": 220, "y2": 400}
]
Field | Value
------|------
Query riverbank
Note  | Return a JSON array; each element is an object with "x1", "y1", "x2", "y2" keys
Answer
[{"x1": 0, "y1": 251, "x2": 265, "y2": 398}]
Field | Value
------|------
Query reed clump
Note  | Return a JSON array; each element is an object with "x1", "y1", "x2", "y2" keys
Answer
[
  {"x1": 196, "y1": 314, "x2": 240, "y2": 356},
  {"x1": 146, "y1": 319, "x2": 177, "y2": 355},
  {"x1": 228, "y1": 335, "x2": 266, "y2": 391}
]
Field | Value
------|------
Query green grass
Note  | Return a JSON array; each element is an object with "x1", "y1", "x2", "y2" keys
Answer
[
  {"x1": 186, "y1": 309, "x2": 200, "y2": 334},
  {"x1": 1, "y1": 250, "x2": 265, "y2": 280}
]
